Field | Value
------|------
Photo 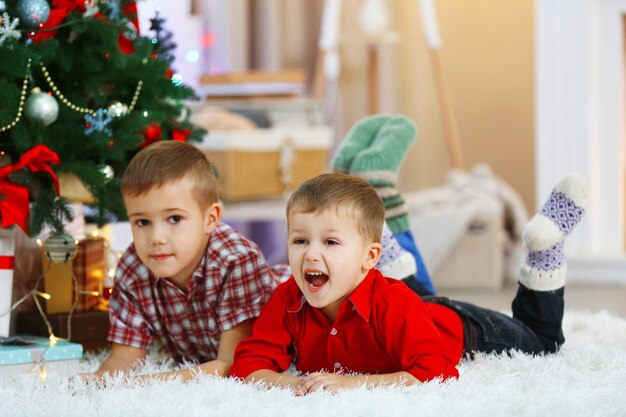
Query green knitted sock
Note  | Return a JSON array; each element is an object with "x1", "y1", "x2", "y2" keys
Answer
[
  {"x1": 331, "y1": 114, "x2": 390, "y2": 173},
  {"x1": 349, "y1": 115, "x2": 416, "y2": 234}
]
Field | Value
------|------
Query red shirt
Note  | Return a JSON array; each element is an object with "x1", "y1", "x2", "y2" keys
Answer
[
  {"x1": 230, "y1": 269, "x2": 463, "y2": 382},
  {"x1": 108, "y1": 222, "x2": 278, "y2": 363}
]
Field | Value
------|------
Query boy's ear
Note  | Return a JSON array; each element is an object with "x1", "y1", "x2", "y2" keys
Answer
[
  {"x1": 363, "y1": 242, "x2": 382, "y2": 270},
  {"x1": 204, "y1": 202, "x2": 222, "y2": 234}
]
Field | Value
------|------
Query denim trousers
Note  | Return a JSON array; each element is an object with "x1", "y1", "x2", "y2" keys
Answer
[{"x1": 423, "y1": 284, "x2": 565, "y2": 356}]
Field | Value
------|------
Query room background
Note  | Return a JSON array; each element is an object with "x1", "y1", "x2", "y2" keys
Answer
[{"x1": 160, "y1": 0, "x2": 625, "y2": 284}]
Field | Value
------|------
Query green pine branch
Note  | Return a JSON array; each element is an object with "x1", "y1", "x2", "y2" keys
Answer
[{"x1": 0, "y1": 0, "x2": 206, "y2": 236}]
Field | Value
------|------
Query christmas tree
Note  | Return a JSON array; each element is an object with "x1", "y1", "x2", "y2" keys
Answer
[{"x1": 0, "y1": 0, "x2": 204, "y2": 237}]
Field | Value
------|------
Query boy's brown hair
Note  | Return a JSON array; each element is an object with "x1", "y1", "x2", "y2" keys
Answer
[
  {"x1": 286, "y1": 173, "x2": 385, "y2": 243},
  {"x1": 121, "y1": 141, "x2": 218, "y2": 209}
]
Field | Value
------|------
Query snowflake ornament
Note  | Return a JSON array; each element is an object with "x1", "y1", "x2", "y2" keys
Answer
[
  {"x1": 0, "y1": 12, "x2": 20, "y2": 46},
  {"x1": 83, "y1": 0, "x2": 98, "y2": 18},
  {"x1": 84, "y1": 108, "x2": 113, "y2": 136},
  {"x1": 105, "y1": 0, "x2": 121, "y2": 20}
]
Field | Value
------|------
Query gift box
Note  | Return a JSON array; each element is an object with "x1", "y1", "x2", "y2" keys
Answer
[
  {"x1": 42, "y1": 238, "x2": 105, "y2": 314},
  {"x1": 198, "y1": 126, "x2": 332, "y2": 200},
  {"x1": 0, "y1": 228, "x2": 16, "y2": 337},
  {"x1": 0, "y1": 335, "x2": 83, "y2": 376},
  {"x1": 15, "y1": 311, "x2": 110, "y2": 352}
]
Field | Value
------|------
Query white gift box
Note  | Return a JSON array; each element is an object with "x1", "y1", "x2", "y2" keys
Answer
[{"x1": 0, "y1": 228, "x2": 16, "y2": 337}]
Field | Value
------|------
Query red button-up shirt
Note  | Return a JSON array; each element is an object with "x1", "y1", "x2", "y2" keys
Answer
[
  {"x1": 108, "y1": 222, "x2": 278, "y2": 363},
  {"x1": 230, "y1": 269, "x2": 463, "y2": 382}
]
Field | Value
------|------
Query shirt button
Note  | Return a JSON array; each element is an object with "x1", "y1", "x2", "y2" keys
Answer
[
  {"x1": 334, "y1": 362, "x2": 341, "y2": 369},
  {"x1": 330, "y1": 328, "x2": 337, "y2": 336}
]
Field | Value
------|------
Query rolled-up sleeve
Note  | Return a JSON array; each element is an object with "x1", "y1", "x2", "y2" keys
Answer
[{"x1": 229, "y1": 283, "x2": 294, "y2": 379}]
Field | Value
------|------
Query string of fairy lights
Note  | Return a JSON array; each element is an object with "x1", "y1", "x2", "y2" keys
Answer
[{"x1": 0, "y1": 229, "x2": 121, "y2": 379}]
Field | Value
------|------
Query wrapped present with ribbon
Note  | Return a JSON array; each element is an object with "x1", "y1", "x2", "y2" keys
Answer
[
  {"x1": 0, "y1": 228, "x2": 15, "y2": 337},
  {"x1": 71, "y1": 237, "x2": 105, "y2": 312},
  {"x1": 0, "y1": 335, "x2": 83, "y2": 377}
]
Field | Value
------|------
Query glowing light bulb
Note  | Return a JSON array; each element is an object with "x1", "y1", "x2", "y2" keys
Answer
[
  {"x1": 38, "y1": 363, "x2": 47, "y2": 380},
  {"x1": 185, "y1": 50, "x2": 199, "y2": 62},
  {"x1": 37, "y1": 291, "x2": 51, "y2": 300}
]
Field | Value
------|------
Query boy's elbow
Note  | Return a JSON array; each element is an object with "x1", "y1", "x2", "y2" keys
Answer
[{"x1": 199, "y1": 359, "x2": 231, "y2": 377}]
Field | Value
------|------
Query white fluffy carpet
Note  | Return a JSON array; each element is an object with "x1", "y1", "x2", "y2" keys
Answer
[{"x1": 1, "y1": 310, "x2": 625, "y2": 417}]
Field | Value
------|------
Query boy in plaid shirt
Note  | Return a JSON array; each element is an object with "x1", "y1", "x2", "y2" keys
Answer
[{"x1": 84, "y1": 141, "x2": 278, "y2": 381}]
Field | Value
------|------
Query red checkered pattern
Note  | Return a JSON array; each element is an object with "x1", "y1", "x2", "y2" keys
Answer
[{"x1": 108, "y1": 222, "x2": 279, "y2": 364}]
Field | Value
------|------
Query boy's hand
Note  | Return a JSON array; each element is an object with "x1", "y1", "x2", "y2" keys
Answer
[
  {"x1": 72, "y1": 372, "x2": 109, "y2": 388},
  {"x1": 296, "y1": 372, "x2": 358, "y2": 395}
]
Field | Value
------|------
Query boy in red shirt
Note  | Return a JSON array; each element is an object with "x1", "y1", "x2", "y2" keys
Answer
[
  {"x1": 82, "y1": 141, "x2": 278, "y2": 382},
  {"x1": 230, "y1": 172, "x2": 588, "y2": 394}
]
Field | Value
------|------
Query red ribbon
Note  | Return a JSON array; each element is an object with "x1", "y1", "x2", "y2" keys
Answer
[
  {"x1": 0, "y1": 256, "x2": 15, "y2": 270},
  {"x1": 0, "y1": 145, "x2": 60, "y2": 233},
  {"x1": 172, "y1": 128, "x2": 191, "y2": 142}
]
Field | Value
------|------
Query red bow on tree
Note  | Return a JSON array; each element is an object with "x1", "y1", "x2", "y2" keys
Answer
[{"x1": 0, "y1": 145, "x2": 60, "y2": 233}]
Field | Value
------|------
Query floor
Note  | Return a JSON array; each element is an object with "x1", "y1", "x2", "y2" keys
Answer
[{"x1": 440, "y1": 283, "x2": 626, "y2": 319}]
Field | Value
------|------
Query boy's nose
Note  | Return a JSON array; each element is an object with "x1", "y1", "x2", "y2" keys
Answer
[
  {"x1": 150, "y1": 227, "x2": 167, "y2": 246},
  {"x1": 304, "y1": 246, "x2": 321, "y2": 262}
]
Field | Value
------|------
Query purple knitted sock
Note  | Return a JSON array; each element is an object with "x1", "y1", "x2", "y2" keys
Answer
[{"x1": 520, "y1": 173, "x2": 589, "y2": 291}]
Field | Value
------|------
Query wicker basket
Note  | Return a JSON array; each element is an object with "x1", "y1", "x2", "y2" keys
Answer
[{"x1": 198, "y1": 127, "x2": 332, "y2": 200}]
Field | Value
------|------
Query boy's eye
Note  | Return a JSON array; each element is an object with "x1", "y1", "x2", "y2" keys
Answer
[
  {"x1": 135, "y1": 219, "x2": 149, "y2": 227},
  {"x1": 325, "y1": 239, "x2": 339, "y2": 245},
  {"x1": 168, "y1": 215, "x2": 182, "y2": 224},
  {"x1": 292, "y1": 238, "x2": 307, "y2": 245}
]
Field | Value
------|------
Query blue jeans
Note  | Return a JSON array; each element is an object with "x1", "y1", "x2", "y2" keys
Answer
[{"x1": 423, "y1": 284, "x2": 565, "y2": 356}]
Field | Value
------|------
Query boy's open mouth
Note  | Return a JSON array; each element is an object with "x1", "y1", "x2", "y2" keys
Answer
[{"x1": 305, "y1": 271, "x2": 329, "y2": 288}]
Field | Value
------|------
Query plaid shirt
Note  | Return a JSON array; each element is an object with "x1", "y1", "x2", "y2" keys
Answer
[{"x1": 108, "y1": 222, "x2": 278, "y2": 364}]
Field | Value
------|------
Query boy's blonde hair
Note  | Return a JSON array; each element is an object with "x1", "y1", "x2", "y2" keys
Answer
[
  {"x1": 286, "y1": 173, "x2": 385, "y2": 243},
  {"x1": 121, "y1": 141, "x2": 218, "y2": 209}
]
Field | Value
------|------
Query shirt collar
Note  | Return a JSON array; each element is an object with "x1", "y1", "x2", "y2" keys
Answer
[{"x1": 346, "y1": 269, "x2": 378, "y2": 321}]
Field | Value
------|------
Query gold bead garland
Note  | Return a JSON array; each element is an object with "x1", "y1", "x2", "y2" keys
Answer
[
  {"x1": 40, "y1": 63, "x2": 143, "y2": 117},
  {"x1": 40, "y1": 64, "x2": 96, "y2": 116},
  {"x1": 1, "y1": 60, "x2": 144, "y2": 133},
  {"x1": 0, "y1": 59, "x2": 31, "y2": 133},
  {"x1": 128, "y1": 80, "x2": 143, "y2": 112}
]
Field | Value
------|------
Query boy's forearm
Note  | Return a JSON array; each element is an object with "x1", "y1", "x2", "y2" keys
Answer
[
  {"x1": 245, "y1": 369, "x2": 303, "y2": 390},
  {"x1": 95, "y1": 354, "x2": 143, "y2": 377},
  {"x1": 88, "y1": 343, "x2": 148, "y2": 378},
  {"x1": 129, "y1": 359, "x2": 230, "y2": 383}
]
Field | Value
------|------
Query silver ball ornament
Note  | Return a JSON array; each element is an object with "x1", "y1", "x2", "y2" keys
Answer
[
  {"x1": 107, "y1": 101, "x2": 128, "y2": 118},
  {"x1": 16, "y1": 0, "x2": 50, "y2": 29},
  {"x1": 44, "y1": 232, "x2": 77, "y2": 264},
  {"x1": 25, "y1": 89, "x2": 59, "y2": 126}
]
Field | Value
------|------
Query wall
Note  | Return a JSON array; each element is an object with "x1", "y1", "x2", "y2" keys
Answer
[
  {"x1": 334, "y1": 0, "x2": 536, "y2": 211},
  {"x1": 193, "y1": 0, "x2": 536, "y2": 210}
]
